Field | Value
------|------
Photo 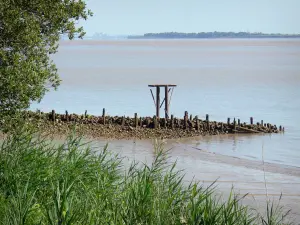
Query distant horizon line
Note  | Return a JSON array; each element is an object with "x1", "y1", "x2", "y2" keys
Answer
[
  {"x1": 59, "y1": 31, "x2": 300, "y2": 38},
  {"x1": 89, "y1": 31, "x2": 300, "y2": 36}
]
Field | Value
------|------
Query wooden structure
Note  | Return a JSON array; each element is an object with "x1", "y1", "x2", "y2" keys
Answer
[{"x1": 148, "y1": 84, "x2": 177, "y2": 119}]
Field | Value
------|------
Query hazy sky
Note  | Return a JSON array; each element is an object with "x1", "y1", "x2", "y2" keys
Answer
[{"x1": 81, "y1": 0, "x2": 299, "y2": 35}]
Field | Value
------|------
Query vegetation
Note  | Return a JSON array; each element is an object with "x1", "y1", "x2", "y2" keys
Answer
[
  {"x1": 0, "y1": 0, "x2": 92, "y2": 121},
  {"x1": 128, "y1": 32, "x2": 300, "y2": 39},
  {"x1": 0, "y1": 129, "x2": 293, "y2": 224}
]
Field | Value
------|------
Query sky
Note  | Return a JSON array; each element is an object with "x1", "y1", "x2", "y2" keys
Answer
[{"x1": 80, "y1": 0, "x2": 300, "y2": 35}]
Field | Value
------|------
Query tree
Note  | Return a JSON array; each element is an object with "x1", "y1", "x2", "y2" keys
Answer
[{"x1": 0, "y1": 0, "x2": 92, "y2": 120}]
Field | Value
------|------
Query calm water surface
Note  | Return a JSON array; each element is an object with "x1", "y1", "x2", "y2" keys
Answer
[{"x1": 31, "y1": 39, "x2": 300, "y2": 167}]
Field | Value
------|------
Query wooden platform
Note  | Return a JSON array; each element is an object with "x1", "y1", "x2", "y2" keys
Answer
[
  {"x1": 148, "y1": 84, "x2": 177, "y2": 87},
  {"x1": 148, "y1": 84, "x2": 177, "y2": 119}
]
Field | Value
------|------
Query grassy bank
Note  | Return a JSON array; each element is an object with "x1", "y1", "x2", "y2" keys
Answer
[{"x1": 0, "y1": 130, "x2": 292, "y2": 224}]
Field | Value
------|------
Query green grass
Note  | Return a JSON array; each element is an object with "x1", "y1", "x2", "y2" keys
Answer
[{"x1": 0, "y1": 129, "x2": 293, "y2": 224}]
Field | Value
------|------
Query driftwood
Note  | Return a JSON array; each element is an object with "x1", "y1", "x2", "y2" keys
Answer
[
  {"x1": 257, "y1": 128, "x2": 269, "y2": 133},
  {"x1": 236, "y1": 126, "x2": 261, "y2": 133}
]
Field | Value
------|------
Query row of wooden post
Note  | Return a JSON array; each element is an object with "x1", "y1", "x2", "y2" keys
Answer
[{"x1": 49, "y1": 109, "x2": 284, "y2": 132}]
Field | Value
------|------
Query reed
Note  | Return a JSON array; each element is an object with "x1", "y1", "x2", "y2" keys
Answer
[{"x1": 0, "y1": 129, "x2": 293, "y2": 224}]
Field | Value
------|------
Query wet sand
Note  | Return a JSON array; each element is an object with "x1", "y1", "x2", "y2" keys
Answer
[{"x1": 88, "y1": 137, "x2": 300, "y2": 223}]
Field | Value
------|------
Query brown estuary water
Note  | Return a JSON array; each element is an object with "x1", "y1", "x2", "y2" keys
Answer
[
  {"x1": 31, "y1": 39, "x2": 300, "y2": 167},
  {"x1": 30, "y1": 39, "x2": 300, "y2": 221}
]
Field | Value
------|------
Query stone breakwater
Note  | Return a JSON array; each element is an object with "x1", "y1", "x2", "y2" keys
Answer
[{"x1": 23, "y1": 110, "x2": 284, "y2": 140}]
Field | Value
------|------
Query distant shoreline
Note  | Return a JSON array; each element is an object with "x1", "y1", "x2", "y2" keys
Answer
[
  {"x1": 127, "y1": 31, "x2": 300, "y2": 39},
  {"x1": 127, "y1": 37, "x2": 300, "y2": 40},
  {"x1": 61, "y1": 31, "x2": 300, "y2": 41},
  {"x1": 64, "y1": 37, "x2": 300, "y2": 42},
  {"x1": 128, "y1": 32, "x2": 300, "y2": 39}
]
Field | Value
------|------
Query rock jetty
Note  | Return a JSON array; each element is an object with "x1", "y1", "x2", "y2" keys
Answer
[{"x1": 22, "y1": 110, "x2": 284, "y2": 140}]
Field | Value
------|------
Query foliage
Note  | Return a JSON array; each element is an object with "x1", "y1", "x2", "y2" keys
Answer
[
  {"x1": 0, "y1": 131, "x2": 293, "y2": 224},
  {"x1": 0, "y1": 0, "x2": 92, "y2": 119}
]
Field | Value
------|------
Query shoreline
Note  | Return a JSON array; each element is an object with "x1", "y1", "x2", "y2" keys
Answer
[
  {"x1": 86, "y1": 137, "x2": 300, "y2": 177},
  {"x1": 2, "y1": 126, "x2": 297, "y2": 176},
  {"x1": 38, "y1": 131, "x2": 300, "y2": 177},
  {"x1": 185, "y1": 146, "x2": 300, "y2": 177},
  {"x1": 86, "y1": 137, "x2": 300, "y2": 222},
  {"x1": 90, "y1": 137, "x2": 300, "y2": 222}
]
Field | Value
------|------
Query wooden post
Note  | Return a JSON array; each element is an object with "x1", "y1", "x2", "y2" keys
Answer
[
  {"x1": 52, "y1": 110, "x2": 55, "y2": 122},
  {"x1": 156, "y1": 86, "x2": 160, "y2": 119},
  {"x1": 66, "y1": 110, "x2": 69, "y2": 122},
  {"x1": 233, "y1": 118, "x2": 236, "y2": 131},
  {"x1": 102, "y1": 108, "x2": 106, "y2": 125},
  {"x1": 250, "y1": 117, "x2": 253, "y2": 125},
  {"x1": 184, "y1": 111, "x2": 188, "y2": 129},
  {"x1": 134, "y1": 113, "x2": 138, "y2": 128},
  {"x1": 206, "y1": 114, "x2": 209, "y2": 121},
  {"x1": 227, "y1": 118, "x2": 230, "y2": 125},
  {"x1": 163, "y1": 118, "x2": 167, "y2": 128},
  {"x1": 165, "y1": 85, "x2": 169, "y2": 119},
  {"x1": 146, "y1": 118, "x2": 151, "y2": 127},
  {"x1": 140, "y1": 117, "x2": 143, "y2": 128},
  {"x1": 196, "y1": 116, "x2": 199, "y2": 131},
  {"x1": 171, "y1": 114, "x2": 174, "y2": 129},
  {"x1": 153, "y1": 116, "x2": 158, "y2": 129},
  {"x1": 85, "y1": 110, "x2": 87, "y2": 118},
  {"x1": 191, "y1": 119, "x2": 195, "y2": 129},
  {"x1": 121, "y1": 116, "x2": 125, "y2": 127},
  {"x1": 206, "y1": 114, "x2": 209, "y2": 130}
]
